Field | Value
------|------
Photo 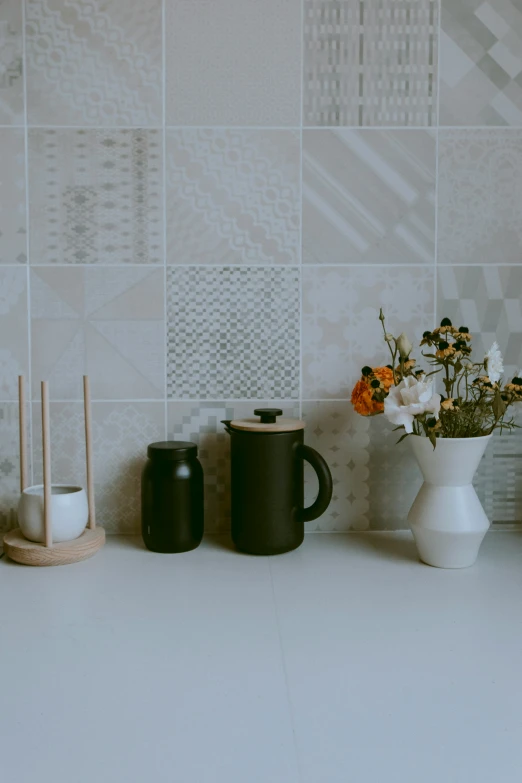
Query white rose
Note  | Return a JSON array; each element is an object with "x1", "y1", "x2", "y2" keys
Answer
[
  {"x1": 384, "y1": 376, "x2": 441, "y2": 434},
  {"x1": 485, "y1": 342, "x2": 504, "y2": 383},
  {"x1": 396, "y1": 332, "x2": 413, "y2": 358}
]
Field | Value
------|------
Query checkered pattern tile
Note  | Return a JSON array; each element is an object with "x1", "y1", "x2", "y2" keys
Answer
[{"x1": 167, "y1": 267, "x2": 300, "y2": 399}]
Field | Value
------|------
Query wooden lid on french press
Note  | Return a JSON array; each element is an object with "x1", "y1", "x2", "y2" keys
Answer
[{"x1": 229, "y1": 408, "x2": 305, "y2": 432}]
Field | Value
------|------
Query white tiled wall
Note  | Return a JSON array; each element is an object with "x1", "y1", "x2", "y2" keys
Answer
[{"x1": 1, "y1": 0, "x2": 521, "y2": 533}]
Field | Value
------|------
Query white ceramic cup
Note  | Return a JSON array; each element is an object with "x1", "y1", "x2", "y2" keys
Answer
[{"x1": 18, "y1": 485, "x2": 89, "y2": 543}]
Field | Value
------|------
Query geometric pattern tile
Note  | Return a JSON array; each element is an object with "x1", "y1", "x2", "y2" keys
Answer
[
  {"x1": 0, "y1": 0, "x2": 24, "y2": 124},
  {"x1": 302, "y1": 404, "x2": 522, "y2": 530},
  {"x1": 168, "y1": 401, "x2": 299, "y2": 533},
  {"x1": 303, "y1": 130, "x2": 436, "y2": 265},
  {"x1": 28, "y1": 129, "x2": 163, "y2": 265},
  {"x1": 31, "y1": 401, "x2": 164, "y2": 534},
  {"x1": 0, "y1": 402, "x2": 31, "y2": 534},
  {"x1": 25, "y1": 0, "x2": 162, "y2": 126},
  {"x1": 438, "y1": 265, "x2": 522, "y2": 380},
  {"x1": 165, "y1": 0, "x2": 301, "y2": 126},
  {"x1": 30, "y1": 267, "x2": 165, "y2": 401},
  {"x1": 438, "y1": 130, "x2": 522, "y2": 265},
  {"x1": 166, "y1": 130, "x2": 300, "y2": 265},
  {"x1": 367, "y1": 414, "x2": 423, "y2": 530},
  {"x1": 0, "y1": 266, "x2": 29, "y2": 400},
  {"x1": 302, "y1": 266, "x2": 435, "y2": 399},
  {"x1": 0, "y1": 129, "x2": 26, "y2": 264},
  {"x1": 440, "y1": 0, "x2": 522, "y2": 126},
  {"x1": 475, "y1": 423, "x2": 522, "y2": 526},
  {"x1": 167, "y1": 267, "x2": 300, "y2": 399},
  {"x1": 302, "y1": 402, "x2": 371, "y2": 531},
  {"x1": 304, "y1": 0, "x2": 438, "y2": 126}
]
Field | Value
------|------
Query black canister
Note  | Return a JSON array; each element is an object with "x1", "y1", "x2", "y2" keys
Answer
[{"x1": 141, "y1": 441, "x2": 204, "y2": 553}]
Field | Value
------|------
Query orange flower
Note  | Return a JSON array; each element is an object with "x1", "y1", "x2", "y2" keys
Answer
[
  {"x1": 372, "y1": 366, "x2": 394, "y2": 389},
  {"x1": 351, "y1": 379, "x2": 382, "y2": 416},
  {"x1": 351, "y1": 367, "x2": 394, "y2": 416}
]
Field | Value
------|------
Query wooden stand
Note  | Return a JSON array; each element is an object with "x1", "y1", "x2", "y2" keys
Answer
[
  {"x1": 4, "y1": 376, "x2": 106, "y2": 567},
  {"x1": 3, "y1": 527, "x2": 105, "y2": 567}
]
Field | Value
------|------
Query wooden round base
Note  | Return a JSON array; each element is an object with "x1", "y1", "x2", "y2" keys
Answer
[{"x1": 3, "y1": 527, "x2": 105, "y2": 567}]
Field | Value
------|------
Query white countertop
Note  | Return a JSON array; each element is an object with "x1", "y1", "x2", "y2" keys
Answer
[{"x1": 2, "y1": 532, "x2": 522, "y2": 783}]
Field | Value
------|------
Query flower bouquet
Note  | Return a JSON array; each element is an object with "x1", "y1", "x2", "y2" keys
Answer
[
  {"x1": 351, "y1": 311, "x2": 521, "y2": 447},
  {"x1": 350, "y1": 312, "x2": 521, "y2": 569}
]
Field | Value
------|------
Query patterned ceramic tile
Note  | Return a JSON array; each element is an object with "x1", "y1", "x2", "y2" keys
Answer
[
  {"x1": 302, "y1": 266, "x2": 434, "y2": 399},
  {"x1": 438, "y1": 129, "x2": 522, "y2": 265},
  {"x1": 28, "y1": 129, "x2": 163, "y2": 265},
  {"x1": 167, "y1": 267, "x2": 300, "y2": 399},
  {"x1": 438, "y1": 267, "x2": 522, "y2": 523},
  {"x1": 475, "y1": 424, "x2": 522, "y2": 525},
  {"x1": 303, "y1": 130, "x2": 436, "y2": 265},
  {"x1": 0, "y1": 402, "x2": 31, "y2": 534},
  {"x1": 0, "y1": 0, "x2": 23, "y2": 124},
  {"x1": 302, "y1": 402, "x2": 371, "y2": 531},
  {"x1": 302, "y1": 402, "x2": 423, "y2": 530},
  {"x1": 304, "y1": 0, "x2": 438, "y2": 127},
  {"x1": 31, "y1": 401, "x2": 164, "y2": 534},
  {"x1": 31, "y1": 267, "x2": 165, "y2": 401},
  {"x1": 438, "y1": 266, "x2": 522, "y2": 380},
  {"x1": 0, "y1": 267, "x2": 29, "y2": 400},
  {"x1": 366, "y1": 415, "x2": 422, "y2": 529},
  {"x1": 440, "y1": 0, "x2": 522, "y2": 126},
  {"x1": 165, "y1": 0, "x2": 301, "y2": 126},
  {"x1": 166, "y1": 129, "x2": 300, "y2": 265},
  {"x1": 0, "y1": 128, "x2": 26, "y2": 264},
  {"x1": 25, "y1": 0, "x2": 162, "y2": 126},
  {"x1": 168, "y1": 401, "x2": 299, "y2": 533}
]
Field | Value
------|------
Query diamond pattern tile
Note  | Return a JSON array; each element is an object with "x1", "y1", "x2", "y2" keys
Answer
[{"x1": 440, "y1": 0, "x2": 522, "y2": 125}]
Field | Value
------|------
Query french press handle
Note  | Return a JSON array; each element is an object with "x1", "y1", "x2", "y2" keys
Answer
[{"x1": 298, "y1": 445, "x2": 333, "y2": 523}]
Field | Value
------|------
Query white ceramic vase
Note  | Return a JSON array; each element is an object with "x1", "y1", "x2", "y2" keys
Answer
[
  {"x1": 407, "y1": 435, "x2": 492, "y2": 569},
  {"x1": 18, "y1": 484, "x2": 89, "y2": 543}
]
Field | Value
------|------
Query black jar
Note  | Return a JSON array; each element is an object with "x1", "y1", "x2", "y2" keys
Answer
[{"x1": 141, "y1": 441, "x2": 204, "y2": 553}]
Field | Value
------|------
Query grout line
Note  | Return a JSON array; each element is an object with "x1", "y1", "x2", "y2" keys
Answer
[
  {"x1": 298, "y1": 0, "x2": 304, "y2": 421},
  {"x1": 29, "y1": 399, "x2": 165, "y2": 404},
  {"x1": 166, "y1": 125, "x2": 303, "y2": 131},
  {"x1": 4, "y1": 262, "x2": 522, "y2": 270},
  {"x1": 24, "y1": 263, "x2": 165, "y2": 269},
  {"x1": 433, "y1": 0, "x2": 441, "y2": 332},
  {"x1": 268, "y1": 558, "x2": 304, "y2": 783},
  {"x1": 2, "y1": 398, "x2": 304, "y2": 404},
  {"x1": 21, "y1": 0, "x2": 34, "y2": 485},
  {"x1": 162, "y1": 0, "x2": 168, "y2": 441},
  {"x1": 9, "y1": 124, "x2": 522, "y2": 131},
  {"x1": 437, "y1": 125, "x2": 522, "y2": 131},
  {"x1": 304, "y1": 125, "x2": 440, "y2": 131},
  {"x1": 26, "y1": 125, "x2": 164, "y2": 131}
]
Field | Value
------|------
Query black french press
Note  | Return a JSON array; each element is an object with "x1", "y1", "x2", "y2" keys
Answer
[{"x1": 222, "y1": 409, "x2": 333, "y2": 555}]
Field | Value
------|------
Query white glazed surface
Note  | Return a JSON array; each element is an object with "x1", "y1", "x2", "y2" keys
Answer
[
  {"x1": 409, "y1": 434, "x2": 492, "y2": 486},
  {"x1": 18, "y1": 485, "x2": 88, "y2": 543},
  {"x1": 408, "y1": 435, "x2": 492, "y2": 568},
  {"x1": 2, "y1": 534, "x2": 522, "y2": 783}
]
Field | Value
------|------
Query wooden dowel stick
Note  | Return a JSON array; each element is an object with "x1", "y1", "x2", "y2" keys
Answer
[
  {"x1": 41, "y1": 381, "x2": 52, "y2": 548},
  {"x1": 18, "y1": 375, "x2": 28, "y2": 493},
  {"x1": 83, "y1": 375, "x2": 96, "y2": 530}
]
